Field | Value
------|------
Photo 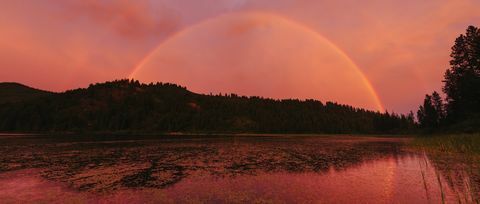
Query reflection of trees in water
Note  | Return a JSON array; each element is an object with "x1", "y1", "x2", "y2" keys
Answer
[
  {"x1": 0, "y1": 137, "x2": 408, "y2": 192},
  {"x1": 423, "y1": 152, "x2": 480, "y2": 203}
]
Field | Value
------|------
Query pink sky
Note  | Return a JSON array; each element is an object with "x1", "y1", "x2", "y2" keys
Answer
[{"x1": 1, "y1": 0, "x2": 479, "y2": 113}]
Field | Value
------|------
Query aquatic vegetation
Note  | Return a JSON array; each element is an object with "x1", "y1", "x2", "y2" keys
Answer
[
  {"x1": 0, "y1": 135, "x2": 407, "y2": 192},
  {"x1": 412, "y1": 134, "x2": 480, "y2": 203},
  {"x1": 0, "y1": 135, "x2": 477, "y2": 203},
  {"x1": 412, "y1": 133, "x2": 480, "y2": 156}
]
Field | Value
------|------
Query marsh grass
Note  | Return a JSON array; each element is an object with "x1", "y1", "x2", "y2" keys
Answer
[
  {"x1": 412, "y1": 133, "x2": 480, "y2": 203},
  {"x1": 412, "y1": 133, "x2": 480, "y2": 156}
]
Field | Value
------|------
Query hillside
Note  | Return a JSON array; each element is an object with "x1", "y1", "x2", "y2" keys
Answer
[
  {"x1": 0, "y1": 80, "x2": 415, "y2": 134},
  {"x1": 0, "y1": 82, "x2": 52, "y2": 104}
]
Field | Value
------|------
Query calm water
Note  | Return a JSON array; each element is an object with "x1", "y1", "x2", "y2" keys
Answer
[{"x1": 0, "y1": 134, "x2": 478, "y2": 203}]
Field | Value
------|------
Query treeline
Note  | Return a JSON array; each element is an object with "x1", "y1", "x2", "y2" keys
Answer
[
  {"x1": 0, "y1": 80, "x2": 414, "y2": 134},
  {"x1": 0, "y1": 82, "x2": 52, "y2": 104},
  {"x1": 417, "y1": 26, "x2": 480, "y2": 132}
]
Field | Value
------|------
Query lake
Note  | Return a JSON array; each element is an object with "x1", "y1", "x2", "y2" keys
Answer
[{"x1": 0, "y1": 134, "x2": 477, "y2": 203}]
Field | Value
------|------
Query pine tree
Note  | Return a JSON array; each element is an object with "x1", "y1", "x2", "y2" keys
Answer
[
  {"x1": 431, "y1": 91, "x2": 445, "y2": 123},
  {"x1": 443, "y1": 26, "x2": 480, "y2": 122},
  {"x1": 417, "y1": 92, "x2": 443, "y2": 128}
]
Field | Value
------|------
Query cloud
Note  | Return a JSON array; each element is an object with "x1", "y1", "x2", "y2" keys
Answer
[
  {"x1": 0, "y1": 1, "x2": 180, "y2": 90},
  {"x1": 58, "y1": 0, "x2": 180, "y2": 39},
  {"x1": 258, "y1": 0, "x2": 480, "y2": 113},
  {"x1": 1, "y1": 0, "x2": 479, "y2": 112}
]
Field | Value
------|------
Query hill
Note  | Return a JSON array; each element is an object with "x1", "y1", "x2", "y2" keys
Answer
[
  {"x1": 0, "y1": 82, "x2": 52, "y2": 104},
  {"x1": 0, "y1": 80, "x2": 415, "y2": 134}
]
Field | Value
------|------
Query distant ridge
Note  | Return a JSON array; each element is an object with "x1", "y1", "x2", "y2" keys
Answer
[
  {"x1": 0, "y1": 82, "x2": 53, "y2": 104},
  {"x1": 0, "y1": 79, "x2": 415, "y2": 134}
]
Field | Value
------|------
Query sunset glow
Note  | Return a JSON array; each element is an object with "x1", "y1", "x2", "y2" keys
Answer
[
  {"x1": 1, "y1": 2, "x2": 479, "y2": 202},
  {"x1": 1, "y1": 0, "x2": 479, "y2": 112},
  {"x1": 130, "y1": 12, "x2": 384, "y2": 111}
]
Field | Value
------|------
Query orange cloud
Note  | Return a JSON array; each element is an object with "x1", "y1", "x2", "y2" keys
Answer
[
  {"x1": 59, "y1": 0, "x2": 179, "y2": 39},
  {"x1": 264, "y1": 0, "x2": 480, "y2": 112},
  {"x1": 1, "y1": 0, "x2": 479, "y2": 113},
  {"x1": 0, "y1": 1, "x2": 181, "y2": 90}
]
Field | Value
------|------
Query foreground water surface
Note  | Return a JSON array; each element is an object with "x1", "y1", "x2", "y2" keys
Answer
[{"x1": 0, "y1": 134, "x2": 478, "y2": 203}]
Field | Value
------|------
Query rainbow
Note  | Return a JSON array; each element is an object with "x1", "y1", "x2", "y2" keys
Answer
[{"x1": 129, "y1": 11, "x2": 385, "y2": 112}]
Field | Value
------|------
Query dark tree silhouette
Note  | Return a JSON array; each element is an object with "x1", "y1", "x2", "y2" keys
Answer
[
  {"x1": 443, "y1": 26, "x2": 480, "y2": 122},
  {"x1": 431, "y1": 92, "x2": 445, "y2": 122},
  {"x1": 417, "y1": 92, "x2": 443, "y2": 128},
  {"x1": 417, "y1": 25, "x2": 480, "y2": 132},
  {"x1": 0, "y1": 79, "x2": 415, "y2": 134}
]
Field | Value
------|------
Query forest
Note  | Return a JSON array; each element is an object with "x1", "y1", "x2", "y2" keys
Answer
[{"x1": 0, "y1": 80, "x2": 414, "y2": 134}]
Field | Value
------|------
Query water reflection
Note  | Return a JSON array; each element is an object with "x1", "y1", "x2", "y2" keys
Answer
[{"x1": 0, "y1": 135, "x2": 478, "y2": 203}]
